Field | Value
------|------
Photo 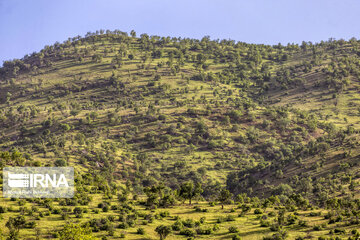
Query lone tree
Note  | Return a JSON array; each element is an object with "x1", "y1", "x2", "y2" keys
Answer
[
  {"x1": 218, "y1": 189, "x2": 232, "y2": 209},
  {"x1": 178, "y1": 181, "x2": 203, "y2": 205},
  {"x1": 155, "y1": 225, "x2": 172, "y2": 240},
  {"x1": 6, "y1": 215, "x2": 26, "y2": 240},
  {"x1": 89, "y1": 111, "x2": 98, "y2": 122}
]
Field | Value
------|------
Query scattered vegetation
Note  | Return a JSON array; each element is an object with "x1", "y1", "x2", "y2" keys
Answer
[{"x1": 0, "y1": 30, "x2": 360, "y2": 239}]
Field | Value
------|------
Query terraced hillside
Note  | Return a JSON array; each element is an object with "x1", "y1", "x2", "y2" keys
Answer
[{"x1": 0, "y1": 31, "x2": 360, "y2": 239}]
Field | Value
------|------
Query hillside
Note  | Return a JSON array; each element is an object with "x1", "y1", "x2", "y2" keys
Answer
[{"x1": 0, "y1": 31, "x2": 360, "y2": 239}]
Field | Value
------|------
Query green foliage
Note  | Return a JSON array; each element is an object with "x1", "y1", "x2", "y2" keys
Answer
[
  {"x1": 155, "y1": 225, "x2": 172, "y2": 240},
  {"x1": 228, "y1": 226, "x2": 239, "y2": 233},
  {"x1": 178, "y1": 181, "x2": 203, "y2": 205},
  {"x1": 59, "y1": 223, "x2": 95, "y2": 240}
]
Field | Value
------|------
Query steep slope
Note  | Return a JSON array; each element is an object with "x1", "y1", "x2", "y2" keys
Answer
[
  {"x1": 0, "y1": 31, "x2": 360, "y2": 239},
  {"x1": 1, "y1": 32, "x2": 360, "y2": 198}
]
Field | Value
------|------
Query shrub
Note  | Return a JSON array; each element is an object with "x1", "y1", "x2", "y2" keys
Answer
[
  {"x1": 298, "y1": 220, "x2": 307, "y2": 227},
  {"x1": 212, "y1": 224, "x2": 220, "y2": 232},
  {"x1": 194, "y1": 206, "x2": 208, "y2": 212},
  {"x1": 0, "y1": 206, "x2": 7, "y2": 213},
  {"x1": 60, "y1": 123, "x2": 71, "y2": 131},
  {"x1": 179, "y1": 229, "x2": 195, "y2": 237},
  {"x1": 287, "y1": 213, "x2": 297, "y2": 225},
  {"x1": 313, "y1": 225, "x2": 322, "y2": 231},
  {"x1": 229, "y1": 226, "x2": 239, "y2": 233},
  {"x1": 196, "y1": 227, "x2": 212, "y2": 235},
  {"x1": 54, "y1": 159, "x2": 67, "y2": 167},
  {"x1": 268, "y1": 211, "x2": 276, "y2": 217},
  {"x1": 102, "y1": 205, "x2": 109, "y2": 212},
  {"x1": 137, "y1": 227, "x2": 145, "y2": 235},
  {"x1": 118, "y1": 223, "x2": 128, "y2": 229},
  {"x1": 159, "y1": 211, "x2": 169, "y2": 218},
  {"x1": 260, "y1": 219, "x2": 270, "y2": 227},
  {"x1": 182, "y1": 219, "x2": 195, "y2": 228},
  {"x1": 226, "y1": 215, "x2": 236, "y2": 221},
  {"x1": 73, "y1": 207, "x2": 83, "y2": 218},
  {"x1": 333, "y1": 228, "x2": 345, "y2": 234},
  {"x1": 232, "y1": 235, "x2": 242, "y2": 240},
  {"x1": 270, "y1": 224, "x2": 280, "y2": 232},
  {"x1": 172, "y1": 221, "x2": 183, "y2": 231}
]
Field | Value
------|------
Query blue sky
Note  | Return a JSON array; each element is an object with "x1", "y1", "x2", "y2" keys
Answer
[{"x1": 1, "y1": 0, "x2": 360, "y2": 64}]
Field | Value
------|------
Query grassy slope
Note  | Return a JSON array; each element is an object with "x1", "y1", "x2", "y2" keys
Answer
[{"x1": 0, "y1": 33, "x2": 360, "y2": 239}]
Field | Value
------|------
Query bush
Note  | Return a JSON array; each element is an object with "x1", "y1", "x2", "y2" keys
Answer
[
  {"x1": 270, "y1": 224, "x2": 280, "y2": 232},
  {"x1": 118, "y1": 223, "x2": 128, "y2": 229},
  {"x1": 194, "y1": 206, "x2": 208, "y2": 212},
  {"x1": 333, "y1": 228, "x2": 345, "y2": 234},
  {"x1": 179, "y1": 229, "x2": 195, "y2": 237},
  {"x1": 54, "y1": 159, "x2": 67, "y2": 167},
  {"x1": 73, "y1": 207, "x2": 83, "y2": 218},
  {"x1": 52, "y1": 208, "x2": 62, "y2": 214},
  {"x1": 159, "y1": 211, "x2": 169, "y2": 218},
  {"x1": 298, "y1": 220, "x2": 307, "y2": 227},
  {"x1": 172, "y1": 221, "x2": 183, "y2": 231},
  {"x1": 229, "y1": 226, "x2": 239, "y2": 233},
  {"x1": 268, "y1": 211, "x2": 276, "y2": 217},
  {"x1": 182, "y1": 219, "x2": 195, "y2": 228},
  {"x1": 254, "y1": 209, "x2": 263, "y2": 214},
  {"x1": 260, "y1": 219, "x2": 270, "y2": 227},
  {"x1": 232, "y1": 235, "x2": 242, "y2": 240},
  {"x1": 287, "y1": 213, "x2": 297, "y2": 225},
  {"x1": 137, "y1": 227, "x2": 145, "y2": 235},
  {"x1": 196, "y1": 227, "x2": 212, "y2": 235},
  {"x1": 0, "y1": 206, "x2": 7, "y2": 213},
  {"x1": 313, "y1": 225, "x2": 322, "y2": 231},
  {"x1": 60, "y1": 123, "x2": 71, "y2": 131},
  {"x1": 226, "y1": 215, "x2": 236, "y2": 221},
  {"x1": 102, "y1": 205, "x2": 109, "y2": 212},
  {"x1": 212, "y1": 224, "x2": 220, "y2": 232}
]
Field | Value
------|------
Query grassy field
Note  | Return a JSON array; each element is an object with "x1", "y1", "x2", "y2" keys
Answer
[{"x1": 0, "y1": 195, "x2": 358, "y2": 240}]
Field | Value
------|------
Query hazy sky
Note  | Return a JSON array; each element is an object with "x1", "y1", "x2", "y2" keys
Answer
[{"x1": 1, "y1": 0, "x2": 360, "y2": 64}]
